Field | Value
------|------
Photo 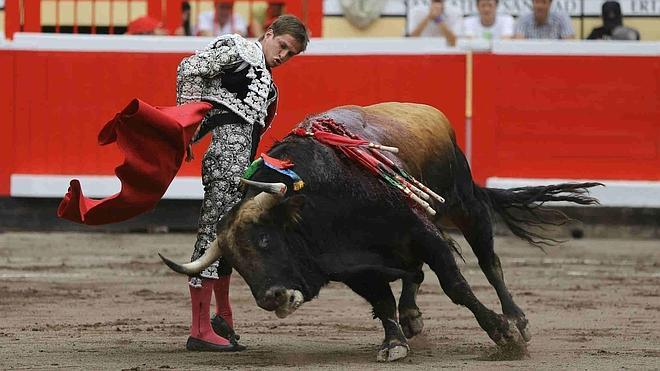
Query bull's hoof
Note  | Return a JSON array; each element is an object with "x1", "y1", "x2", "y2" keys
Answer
[
  {"x1": 490, "y1": 319, "x2": 529, "y2": 360},
  {"x1": 488, "y1": 341, "x2": 530, "y2": 360},
  {"x1": 483, "y1": 344, "x2": 530, "y2": 361},
  {"x1": 399, "y1": 308, "x2": 424, "y2": 339},
  {"x1": 520, "y1": 327, "x2": 532, "y2": 343},
  {"x1": 510, "y1": 316, "x2": 531, "y2": 343},
  {"x1": 376, "y1": 342, "x2": 409, "y2": 362}
]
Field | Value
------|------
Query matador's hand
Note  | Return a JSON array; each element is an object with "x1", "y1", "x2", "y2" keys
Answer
[
  {"x1": 185, "y1": 124, "x2": 202, "y2": 162},
  {"x1": 185, "y1": 143, "x2": 195, "y2": 162}
]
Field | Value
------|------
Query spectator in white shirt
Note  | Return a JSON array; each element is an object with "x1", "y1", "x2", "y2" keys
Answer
[
  {"x1": 463, "y1": 0, "x2": 514, "y2": 40},
  {"x1": 197, "y1": 0, "x2": 248, "y2": 37},
  {"x1": 407, "y1": 0, "x2": 462, "y2": 47}
]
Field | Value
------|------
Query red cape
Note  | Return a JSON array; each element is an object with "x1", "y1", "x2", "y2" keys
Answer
[{"x1": 57, "y1": 99, "x2": 212, "y2": 225}]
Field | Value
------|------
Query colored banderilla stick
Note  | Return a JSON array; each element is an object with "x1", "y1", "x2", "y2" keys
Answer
[
  {"x1": 369, "y1": 148, "x2": 445, "y2": 203},
  {"x1": 350, "y1": 147, "x2": 436, "y2": 216}
]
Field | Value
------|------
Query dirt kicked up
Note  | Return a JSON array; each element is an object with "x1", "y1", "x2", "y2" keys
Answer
[{"x1": 0, "y1": 232, "x2": 658, "y2": 370}]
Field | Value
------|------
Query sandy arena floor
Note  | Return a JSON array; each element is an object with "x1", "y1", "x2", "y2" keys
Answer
[{"x1": 0, "y1": 232, "x2": 658, "y2": 370}]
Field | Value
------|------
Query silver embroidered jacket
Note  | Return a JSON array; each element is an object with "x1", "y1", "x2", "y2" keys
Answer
[{"x1": 176, "y1": 34, "x2": 277, "y2": 130}]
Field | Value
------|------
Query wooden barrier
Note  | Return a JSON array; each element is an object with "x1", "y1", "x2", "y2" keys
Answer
[
  {"x1": 0, "y1": 37, "x2": 467, "y2": 198},
  {"x1": 1, "y1": 36, "x2": 658, "y2": 207},
  {"x1": 471, "y1": 49, "x2": 660, "y2": 184}
]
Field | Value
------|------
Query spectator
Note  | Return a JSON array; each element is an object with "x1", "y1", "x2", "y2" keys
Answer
[
  {"x1": 514, "y1": 0, "x2": 574, "y2": 39},
  {"x1": 250, "y1": 1, "x2": 286, "y2": 38},
  {"x1": 126, "y1": 16, "x2": 168, "y2": 35},
  {"x1": 407, "y1": 0, "x2": 462, "y2": 47},
  {"x1": 587, "y1": 1, "x2": 640, "y2": 40},
  {"x1": 197, "y1": 0, "x2": 248, "y2": 37},
  {"x1": 175, "y1": 1, "x2": 193, "y2": 36},
  {"x1": 463, "y1": 0, "x2": 514, "y2": 40}
]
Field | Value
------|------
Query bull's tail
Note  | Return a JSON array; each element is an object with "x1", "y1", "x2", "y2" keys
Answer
[{"x1": 476, "y1": 182, "x2": 603, "y2": 246}]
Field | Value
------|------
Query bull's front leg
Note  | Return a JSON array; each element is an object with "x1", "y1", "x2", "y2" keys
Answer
[
  {"x1": 345, "y1": 276, "x2": 409, "y2": 362},
  {"x1": 398, "y1": 266, "x2": 424, "y2": 338},
  {"x1": 416, "y1": 228, "x2": 529, "y2": 359}
]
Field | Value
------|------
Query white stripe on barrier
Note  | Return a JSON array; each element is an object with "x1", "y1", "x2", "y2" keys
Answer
[
  {"x1": 492, "y1": 40, "x2": 660, "y2": 56},
  {"x1": 10, "y1": 174, "x2": 204, "y2": 200},
  {"x1": 11, "y1": 174, "x2": 660, "y2": 207},
  {"x1": 5, "y1": 33, "x2": 464, "y2": 55},
  {"x1": 5, "y1": 33, "x2": 660, "y2": 56},
  {"x1": 486, "y1": 177, "x2": 660, "y2": 208}
]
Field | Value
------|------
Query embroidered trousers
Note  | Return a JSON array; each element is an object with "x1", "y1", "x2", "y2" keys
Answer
[{"x1": 189, "y1": 111, "x2": 259, "y2": 288}]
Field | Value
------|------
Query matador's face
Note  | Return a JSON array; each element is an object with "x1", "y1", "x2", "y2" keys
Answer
[{"x1": 260, "y1": 29, "x2": 303, "y2": 68}]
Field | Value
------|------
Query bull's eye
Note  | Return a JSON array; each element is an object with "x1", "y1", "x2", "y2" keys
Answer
[{"x1": 258, "y1": 234, "x2": 269, "y2": 249}]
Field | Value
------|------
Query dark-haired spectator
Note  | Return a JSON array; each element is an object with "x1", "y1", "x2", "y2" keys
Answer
[
  {"x1": 175, "y1": 1, "x2": 193, "y2": 36},
  {"x1": 197, "y1": 0, "x2": 248, "y2": 37},
  {"x1": 587, "y1": 1, "x2": 640, "y2": 40},
  {"x1": 407, "y1": 0, "x2": 462, "y2": 47},
  {"x1": 514, "y1": 0, "x2": 574, "y2": 39},
  {"x1": 463, "y1": 0, "x2": 514, "y2": 40}
]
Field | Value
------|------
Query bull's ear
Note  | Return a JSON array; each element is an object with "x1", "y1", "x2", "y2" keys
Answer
[{"x1": 273, "y1": 194, "x2": 306, "y2": 228}]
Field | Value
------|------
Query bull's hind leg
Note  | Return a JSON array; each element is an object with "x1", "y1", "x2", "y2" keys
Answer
[
  {"x1": 345, "y1": 276, "x2": 409, "y2": 362},
  {"x1": 398, "y1": 267, "x2": 424, "y2": 338},
  {"x1": 417, "y1": 228, "x2": 528, "y2": 358},
  {"x1": 453, "y1": 205, "x2": 530, "y2": 342}
]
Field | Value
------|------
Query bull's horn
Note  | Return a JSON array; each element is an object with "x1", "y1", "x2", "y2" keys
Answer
[
  {"x1": 241, "y1": 179, "x2": 287, "y2": 210},
  {"x1": 253, "y1": 191, "x2": 282, "y2": 210},
  {"x1": 240, "y1": 179, "x2": 287, "y2": 196},
  {"x1": 158, "y1": 238, "x2": 222, "y2": 276}
]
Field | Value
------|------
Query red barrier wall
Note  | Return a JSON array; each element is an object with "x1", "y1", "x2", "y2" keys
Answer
[
  {"x1": 265, "y1": 54, "x2": 467, "y2": 153},
  {"x1": 0, "y1": 50, "x2": 466, "y2": 196},
  {"x1": 10, "y1": 51, "x2": 182, "y2": 178},
  {"x1": 1, "y1": 48, "x2": 658, "y2": 197},
  {"x1": 471, "y1": 53, "x2": 660, "y2": 184},
  {"x1": 0, "y1": 53, "x2": 15, "y2": 195}
]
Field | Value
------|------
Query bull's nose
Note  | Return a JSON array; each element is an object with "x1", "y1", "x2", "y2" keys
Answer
[{"x1": 258, "y1": 286, "x2": 289, "y2": 311}]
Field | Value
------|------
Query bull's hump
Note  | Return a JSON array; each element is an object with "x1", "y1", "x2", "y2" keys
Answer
[
  {"x1": 306, "y1": 106, "x2": 364, "y2": 128},
  {"x1": 300, "y1": 106, "x2": 375, "y2": 142},
  {"x1": 306, "y1": 103, "x2": 452, "y2": 138},
  {"x1": 362, "y1": 102, "x2": 455, "y2": 167},
  {"x1": 362, "y1": 102, "x2": 453, "y2": 139},
  {"x1": 300, "y1": 103, "x2": 455, "y2": 174}
]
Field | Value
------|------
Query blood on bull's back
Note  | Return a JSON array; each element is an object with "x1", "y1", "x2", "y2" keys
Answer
[
  {"x1": 304, "y1": 102, "x2": 459, "y2": 200},
  {"x1": 312, "y1": 103, "x2": 456, "y2": 169}
]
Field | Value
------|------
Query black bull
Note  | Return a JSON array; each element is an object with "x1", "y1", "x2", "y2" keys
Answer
[{"x1": 161, "y1": 103, "x2": 600, "y2": 361}]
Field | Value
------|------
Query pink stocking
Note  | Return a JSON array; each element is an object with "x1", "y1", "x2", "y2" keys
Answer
[
  {"x1": 189, "y1": 279, "x2": 230, "y2": 345},
  {"x1": 213, "y1": 275, "x2": 234, "y2": 329}
]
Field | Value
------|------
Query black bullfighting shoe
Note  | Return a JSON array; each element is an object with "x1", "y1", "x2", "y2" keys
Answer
[
  {"x1": 185, "y1": 336, "x2": 246, "y2": 352},
  {"x1": 211, "y1": 314, "x2": 243, "y2": 346}
]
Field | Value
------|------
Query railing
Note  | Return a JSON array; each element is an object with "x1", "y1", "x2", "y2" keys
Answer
[{"x1": 4, "y1": 0, "x2": 322, "y2": 39}]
